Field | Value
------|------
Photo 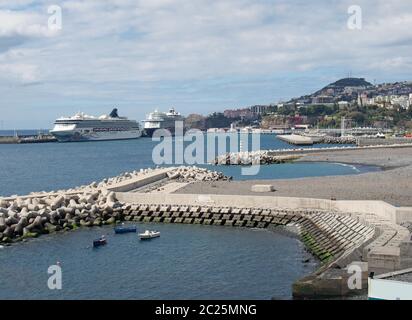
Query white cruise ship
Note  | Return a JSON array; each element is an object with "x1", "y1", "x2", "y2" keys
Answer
[
  {"x1": 50, "y1": 109, "x2": 142, "y2": 142},
  {"x1": 142, "y1": 108, "x2": 184, "y2": 137}
]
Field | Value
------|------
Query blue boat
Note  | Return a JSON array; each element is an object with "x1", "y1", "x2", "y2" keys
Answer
[
  {"x1": 114, "y1": 225, "x2": 137, "y2": 234},
  {"x1": 93, "y1": 236, "x2": 107, "y2": 247}
]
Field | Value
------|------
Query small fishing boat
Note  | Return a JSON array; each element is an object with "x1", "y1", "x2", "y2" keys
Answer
[
  {"x1": 138, "y1": 230, "x2": 160, "y2": 240},
  {"x1": 93, "y1": 236, "x2": 107, "y2": 247},
  {"x1": 114, "y1": 225, "x2": 137, "y2": 234}
]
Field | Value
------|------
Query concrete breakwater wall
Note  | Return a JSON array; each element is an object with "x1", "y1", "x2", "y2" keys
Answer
[
  {"x1": 0, "y1": 134, "x2": 56, "y2": 144},
  {"x1": 117, "y1": 203, "x2": 375, "y2": 264},
  {"x1": 117, "y1": 192, "x2": 412, "y2": 298},
  {"x1": 0, "y1": 166, "x2": 231, "y2": 243},
  {"x1": 211, "y1": 143, "x2": 412, "y2": 166},
  {"x1": 357, "y1": 137, "x2": 412, "y2": 147},
  {"x1": 277, "y1": 134, "x2": 357, "y2": 146},
  {"x1": 2, "y1": 166, "x2": 412, "y2": 298},
  {"x1": 320, "y1": 136, "x2": 357, "y2": 144}
]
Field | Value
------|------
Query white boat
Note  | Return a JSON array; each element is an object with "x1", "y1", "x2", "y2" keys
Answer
[
  {"x1": 138, "y1": 230, "x2": 160, "y2": 240},
  {"x1": 142, "y1": 108, "x2": 184, "y2": 137},
  {"x1": 50, "y1": 108, "x2": 142, "y2": 142}
]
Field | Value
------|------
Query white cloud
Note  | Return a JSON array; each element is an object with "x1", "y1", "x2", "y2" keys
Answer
[
  {"x1": 0, "y1": 0, "x2": 412, "y2": 127},
  {"x1": 0, "y1": 9, "x2": 51, "y2": 38},
  {"x1": 0, "y1": 62, "x2": 39, "y2": 82}
]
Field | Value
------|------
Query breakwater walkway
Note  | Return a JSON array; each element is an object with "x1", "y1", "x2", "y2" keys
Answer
[{"x1": 1, "y1": 166, "x2": 412, "y2": 298}]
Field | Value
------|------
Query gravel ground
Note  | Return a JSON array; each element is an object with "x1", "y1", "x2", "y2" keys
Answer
[{"x1": 175, "y1": 147, "x2": 412, "y2": 207}]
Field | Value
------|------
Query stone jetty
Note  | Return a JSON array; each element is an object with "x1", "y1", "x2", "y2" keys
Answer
[
  {"x1": 166, "y1": 166, "x2": 231, "y2": 182},
  {"x1": 320, "y1": 136, "x2": 357, "y2": 144},
  {"x1": 0, "y1": 166, "x2": 231, "y2": 244},
  {"x1": 212, "y1": 150, "x2": 302, "y2": 165}
]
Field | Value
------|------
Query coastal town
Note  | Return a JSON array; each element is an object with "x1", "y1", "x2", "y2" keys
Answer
[{"x1": 185, "y1": 78, "x2": 412, "y2": 136}]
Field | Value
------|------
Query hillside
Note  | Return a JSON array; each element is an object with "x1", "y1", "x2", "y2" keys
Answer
[{"x1": 327, "y1": 77, "x2": 372, "y2": 88}]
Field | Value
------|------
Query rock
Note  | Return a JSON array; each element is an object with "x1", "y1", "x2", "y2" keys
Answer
[
  {"x1": 251, "y1": 185, "x2": 275, "y2": 193},
  {"x1": 105, "y1": 217, "x2": 116, "y2": 224},
  {"x1": 1, "y1": 236, "x2": 11, "y2": 243},
  {"x1": 45, "y1": 222, "x2": 57, "y2": 233},
  {"x1": 3, "y1": 227, "x2": 13, "y2": 238},
  {"x1": 79, "y1": 219, "x2": 92, "y2": 227},
  {"x1": 0, "y1": 217, "x2": 6, "y2": 232},
  {"x1": 167, "y1": 171, "x2": 180, "y2": 179},
  {"x1": 14, "y1": 217, "x2": 28, "y2": 235},
  {"x1": 51, "y1": 195, "x2": 65, "y2": 210},
  {"x1": 5, "y1": 216, "x2": 18, "y2": 226},
  {"x1": 0, "y1": 199, "x2": 8, "y2": 208}
]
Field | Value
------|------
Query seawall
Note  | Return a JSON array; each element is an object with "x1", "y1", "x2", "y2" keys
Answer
[{"x1": 2, "y1": 166, "x2": 412, "y2": 298}]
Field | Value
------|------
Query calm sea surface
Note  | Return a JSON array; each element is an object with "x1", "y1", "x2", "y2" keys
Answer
[
  {"x1": 0, "y1": 133, "x2": 376, "y2": 197},
  {"x1": 0, "y1": 132, "x2": 376, "y2": 299},
  {"x1": 0, "y1": 223, "x2": 317, "y2": 300}
]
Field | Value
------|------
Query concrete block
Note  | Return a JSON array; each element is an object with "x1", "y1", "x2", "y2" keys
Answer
[
  {"x1": 246, "y1": 221, "x2": 256, "y2": 228},
  {"x1": 251, "y1": 185, "x2": 275, "y2": 193},
  {"x1": 213, "y1": 220, "x2": 223, "y2": 226},
  {"x1": 212, "y1": 214, "x2": 222, "y2": 220},
  {"x1": 143, "y1": 217, "x2": 152, "y2": 223},
  {"x1": 368, "y1": 246, "x2": 401, "y2": 274},
  {"x1": 234, "y1": 220, "x2": 245, "y2": 227}
]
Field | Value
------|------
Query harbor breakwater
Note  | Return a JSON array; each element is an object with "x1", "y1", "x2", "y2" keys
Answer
[
  {"x1": 0, "y1": 167, "x2": 230, "y2": 243},
  {"x1": 1, "y1": 166, "x2": 412, "y2": 298},
  {"x1": 212, "y1": 143, "x2": 412, "y2": 165}
]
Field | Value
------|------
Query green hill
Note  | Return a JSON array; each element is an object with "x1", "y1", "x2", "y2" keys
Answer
[{"x1": 328, "y1": 77, "x2": 372, "y2": 88}]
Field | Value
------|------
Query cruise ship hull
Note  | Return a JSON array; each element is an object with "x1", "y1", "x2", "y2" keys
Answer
[
  {"x1": 51, "y1": 130, "x2": 142, "y2": 142},
  {"x1": 143, "y1": 127, "x2": 182, "y2": 137}
]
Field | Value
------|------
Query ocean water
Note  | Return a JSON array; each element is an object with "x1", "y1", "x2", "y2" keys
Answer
[
  {"x1": 0, "y1": 133, "x2": 374, "y2": 300},
  {"x1": 0, "y1": 134, "x2": 375, "y2": 197},
  {"x1": 0, "y1": 223, "x2": 317, "y2": 300}
]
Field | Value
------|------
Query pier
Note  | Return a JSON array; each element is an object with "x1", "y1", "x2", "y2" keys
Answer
[{"x1": 1, "y1": 165, "x2": 412, "y2": 298}]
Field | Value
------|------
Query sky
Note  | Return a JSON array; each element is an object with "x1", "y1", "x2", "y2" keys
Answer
[{"x1": 0, "y1": 0, "x2": 412, "y2": 129}]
